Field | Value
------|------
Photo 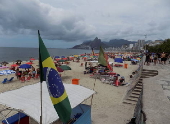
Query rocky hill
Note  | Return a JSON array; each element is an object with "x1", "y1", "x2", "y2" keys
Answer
[{"x1": 71, "y1": 37, "x2": 136, "y2": 49}]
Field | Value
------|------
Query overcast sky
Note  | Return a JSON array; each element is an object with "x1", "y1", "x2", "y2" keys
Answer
[{"x1": 0, "y1": 0, "x2": 169, "y2": 48}]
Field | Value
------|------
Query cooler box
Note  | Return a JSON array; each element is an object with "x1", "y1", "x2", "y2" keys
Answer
[
  {"x1": 2, "y1": 112, "x2": 29, "y2": 124},
  {"x1": 72, "y1": 79, "x2": 80, "y2": 85}
]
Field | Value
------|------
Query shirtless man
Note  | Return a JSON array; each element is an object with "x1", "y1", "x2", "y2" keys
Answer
[{"x1": 161, "y1": 52, "x2": 167, "y2": 64}]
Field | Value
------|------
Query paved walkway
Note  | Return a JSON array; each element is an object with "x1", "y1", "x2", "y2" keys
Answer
[{"x1": 143, "y1": 63, "x2": 170, "y2": 124}]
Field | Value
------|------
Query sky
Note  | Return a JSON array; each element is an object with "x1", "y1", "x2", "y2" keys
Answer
[{"x1": 0, "y1": 0, "x2": 169, "y2": 48}]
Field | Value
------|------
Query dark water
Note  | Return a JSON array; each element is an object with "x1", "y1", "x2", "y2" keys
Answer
[{"x1": 0, "y1": 47, "x2": 99, "y2": 62}]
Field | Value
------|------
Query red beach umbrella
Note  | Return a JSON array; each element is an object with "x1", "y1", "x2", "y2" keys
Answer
[
  {"x1": 30, "y1": 58, "x2": 35, "y2": 60},
  {"x1": 56, "y1": 67, "x2": 64, "y2": 72},
  {"x1": 26, "y1": 62, "x2": 33, "y2": 65},
  {"x1": 62, "y1": 58, "x2": 67, "y2": 60},
  {"x1": 11, "y1": 64, "x2": 19, "y2": 67},
  {"x1": 55, "y1": 58, "x2": 61, "y2": 61}
]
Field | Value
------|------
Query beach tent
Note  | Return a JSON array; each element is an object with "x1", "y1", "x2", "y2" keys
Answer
[{"x1": 0, "y1": 82, "x2": 95, "y2": 124}]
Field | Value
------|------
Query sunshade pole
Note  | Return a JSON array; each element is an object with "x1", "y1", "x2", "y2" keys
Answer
[
  {"x1": 40, "y1": 82, "x2": 43, "y2": 124},
  {"x1": 38, "y1": 30, "x2": 43, "y2": 124},
  {"x1": 91, "y1": 73, "x2": 97, "y2": 105}
]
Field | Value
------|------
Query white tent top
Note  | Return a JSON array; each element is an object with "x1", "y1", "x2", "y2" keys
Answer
[{"x1": 0, "y1": 82, "x2": 95, "y2": 124}]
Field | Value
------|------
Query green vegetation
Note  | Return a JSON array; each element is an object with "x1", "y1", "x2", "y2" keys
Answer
[{"x1": 146, "y1": 39, "x2": 170, "y2": 53}]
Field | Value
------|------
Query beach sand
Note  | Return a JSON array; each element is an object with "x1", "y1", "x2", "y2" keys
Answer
[{"x1": 0, "y1": 58, "x2": 139, "y2": 124}]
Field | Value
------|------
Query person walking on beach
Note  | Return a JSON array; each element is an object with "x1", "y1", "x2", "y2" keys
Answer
[
  {"x1": 153, "y1": 54, "x2": 158, "y2": 65},
  {"x1": 157, "y1": 53, "x2": 161, "y2": 64},
  {"x1": 144, "y1": 53, "x2": 150, "y2": 65}
]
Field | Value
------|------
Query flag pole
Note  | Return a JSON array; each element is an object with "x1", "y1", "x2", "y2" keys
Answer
[{"x1": 38, "y1": 30, "x2": 43, "y2": 124}]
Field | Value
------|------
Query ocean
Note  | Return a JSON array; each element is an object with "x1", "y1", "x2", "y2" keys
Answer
[{"x1": 0, "y1": 47, "x2": 99, "y2": 62}]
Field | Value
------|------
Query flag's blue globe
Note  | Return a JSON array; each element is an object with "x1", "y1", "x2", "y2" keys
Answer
[{"x1": 43, "y1": 67, "x2": 64, "y2": 98}]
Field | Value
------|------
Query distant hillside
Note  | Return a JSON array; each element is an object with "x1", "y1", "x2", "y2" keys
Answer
[
  {"x1": 71, "y1": 38, "x2": 136, "y2": 49},
  {"x1": 105, "y1": 39, "x2": 136, "y2": 47},
  {"x1": 72, "y1": 37, "x2": 108, "y2": 49}
]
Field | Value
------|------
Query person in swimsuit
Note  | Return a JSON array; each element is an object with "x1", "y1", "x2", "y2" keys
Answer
[{"x1": 161, "y1": 52, "x2": 166, "y2": 64}]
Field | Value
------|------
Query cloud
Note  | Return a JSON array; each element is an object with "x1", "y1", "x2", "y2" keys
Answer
[
  {"x1": 0, "y1": 0, "x2": 169, "y2": 43},
  {"x1": 0, "y1": 0, "x2": 96, "y2": 41}
]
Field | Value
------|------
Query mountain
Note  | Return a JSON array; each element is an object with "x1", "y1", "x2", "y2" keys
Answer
[
  {"x1": 106, "y1": 39, "x2": 136, "y2": 47},
  {"x1": 71, "y1": 38, "x2": 136, "y2": 49},
  {"x1": 72, "y1": 37, "x2": 108, "y2": 49}
]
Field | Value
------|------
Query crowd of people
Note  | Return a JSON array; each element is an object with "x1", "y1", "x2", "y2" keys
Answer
[
  {"x1": 144, "y1": 52, "x2": 170, "y2": 65},
  {"x1": 13, "y1": 66, "x2": 40, "y2": 82}
]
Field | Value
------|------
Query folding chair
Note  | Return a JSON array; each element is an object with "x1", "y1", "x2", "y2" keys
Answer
[
  {"x1": 20, "y1": 76, "x2": 25, "y2": 83},
  {"x1": 26, "y1": 76, "x2": 31, "y2": 81},
  {"x1": 2, "y1": 78, "x2": 7, "y2": 84},
  {"x1": 8, "y1": 77, "x2": 14, "y2": 82}
]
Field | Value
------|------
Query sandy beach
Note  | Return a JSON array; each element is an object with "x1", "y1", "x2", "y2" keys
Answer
[{"x1": 0, "y1": 58, "x2": 139, "y2": 124}]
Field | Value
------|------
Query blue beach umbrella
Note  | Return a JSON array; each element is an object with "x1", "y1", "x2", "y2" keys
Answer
[
  {"x1": 0, "y1": 70, "x2": 16, "y2": 75},
  {"x1": 61, "y1": 56, "x2": 65, "y2": 58},
  {"x1": 19, "y1": 64, "x2": 31, "y2": 69},
  {"x1": 55, "y1": 56, "x2": 60, "y2": 58}
]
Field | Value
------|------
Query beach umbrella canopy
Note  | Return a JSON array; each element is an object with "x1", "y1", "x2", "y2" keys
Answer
[
  {"x1": 26, "y1": 62, "x2": 33, "y2": 65},
  {"x1": 0, "y1": 70, "x2": 16, "y2": 75},
  {"x1": 61, "y1": 56, "x2": 65, "y2": 58},
  {"x1": 58, "y1": 60, "x2": 66, "y2": 62},
  {"x1": 55, "y1": 56, "x2": 60, "y2": 58},
  {"x1": 11, "y1": 64, "x2": 19, "y2": 67},
  {"x1": 59, "y1": 65, "x2": 71, "y2": 70},
  {"x1": 131, "y1": 59, "x2": 139, "y2": 62},
  {"x1": 55, "y1": 58, "x2": 61, "y2": 61},
  {"x1": 56, "y1": 67, "x2": 64, "y2": 72},
  {"x1": 62, "y1": 58, "x2": 68, "y2": 60},
  {"x1": 19, "y1": 64, "x2": 31, "y2": 69},
  {"x1": 30, "y1": 58, "x2": 35, "y2": 60},
  {"x1": 1, "y1": 61, "x2": 9, "y2": 64},
  {"x1": 74, "y1": 55, "x2": 79, "y2": 57}
]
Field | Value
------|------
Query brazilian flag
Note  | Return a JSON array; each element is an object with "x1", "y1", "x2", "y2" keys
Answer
[{"x1": 38, "y1": 30, "x2": 71, "y2": 123}]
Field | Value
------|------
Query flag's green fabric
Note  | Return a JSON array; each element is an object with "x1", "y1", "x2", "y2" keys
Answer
[
  {"x1": 98, "y1": 46, "x2": 107, "y2": 66},
  {"x1": 38, "y1": 30, "x2": 71, "y2": 123}
]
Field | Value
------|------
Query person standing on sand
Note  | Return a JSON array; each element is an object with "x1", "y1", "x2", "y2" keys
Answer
[
  {"x1": 153, "y1": 54, "x2": 158, "y2": 65},
  {"x1": 157, "y1": 53, "x2": 161, "y2": 64},
  {"x1": 161, "y1": 52, "x2": 166, "y2": 64}
]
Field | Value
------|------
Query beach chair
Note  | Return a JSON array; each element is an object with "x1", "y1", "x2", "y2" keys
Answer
[
  {"x1": 2, "y1": 78, "x2": 7, "y2": 84},
  {"x1": 34, "y1": 74, "x2": 39, "y2": 79},
  {"x1": 8, "y1": 77, "x2": 14, "y2": 82},
  {"x1": 26, "y1": 76, "x2": 31, "y2": 81},
  {"x1": 20, "y1": 76, "x2": 25, "y2": 83}
]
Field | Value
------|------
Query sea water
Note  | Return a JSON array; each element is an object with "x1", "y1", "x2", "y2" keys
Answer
[{"x1": 0, "y1": 47, "x2": 99, "y2": 62}]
